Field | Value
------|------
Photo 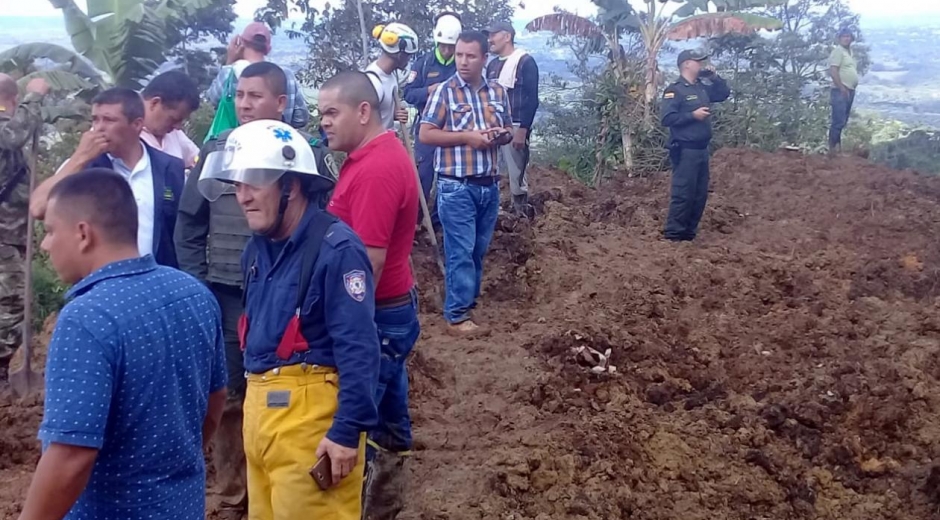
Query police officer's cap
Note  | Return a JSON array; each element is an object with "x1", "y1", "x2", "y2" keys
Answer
[{"x1": 677, "y1": 49, "x2": 709, "y2": 68}]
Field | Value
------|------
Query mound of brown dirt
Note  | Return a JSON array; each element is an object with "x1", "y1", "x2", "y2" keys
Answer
[
  {"x1": 3, "y1": 149, "x2": 940, "y2": 520},
  {"x1": 402, "y1": 149, "x2": 940, "y2": 519}
]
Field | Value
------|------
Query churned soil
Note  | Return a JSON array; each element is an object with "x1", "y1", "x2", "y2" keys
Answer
[{"x1": 4, "y1": 148, "x2": 940, "y2": 520}]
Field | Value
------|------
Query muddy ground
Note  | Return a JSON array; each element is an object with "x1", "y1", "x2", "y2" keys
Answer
[{"x1": 4, "y1": 148, "x2": 940, "y2": 519}]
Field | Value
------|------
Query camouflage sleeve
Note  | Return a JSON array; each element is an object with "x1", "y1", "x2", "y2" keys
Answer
[{"x1": 0, "y1": 93, "x2": 42, "y2": 151}]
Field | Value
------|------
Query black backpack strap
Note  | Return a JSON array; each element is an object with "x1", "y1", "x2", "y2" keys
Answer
[
  {"x1": 293, "y1": 211, "x2": 340, "y2": 314},
  {"x1": 239, "y1": 211, "x2": 338, "y2": 314},
  {"x1": 365, "y1": 70, "x2": 386, "y2": 105}
]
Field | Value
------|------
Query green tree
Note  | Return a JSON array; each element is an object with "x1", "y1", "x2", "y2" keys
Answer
[
  {"x1": 0, "y1": 43, "x2": 107, "y2": 95},
  {"x1": 48, "y1": 0, "x2": 215, "y2": 88},
  {"x1": 256, "y1": 0, "x2": 515, "y2": 86},
  {"x1": 164, "y1": 0, "x2": 237, "y2": 91},
  {"x1": 707, "y1": 0, "x2": 869, "y2": 151},
  {"x1": 527, "y1": 0, "x2": 783, "y2": 173}
]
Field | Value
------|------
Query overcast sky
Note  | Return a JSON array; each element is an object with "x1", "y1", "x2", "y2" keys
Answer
[{"x1": 8, "y1": 0, "x2": 937, "y2": 21}]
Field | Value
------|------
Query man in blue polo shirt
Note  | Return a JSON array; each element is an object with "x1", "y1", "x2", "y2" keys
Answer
[{"x1": 18, "y1": 168, "x2": 227, "y2": 520}]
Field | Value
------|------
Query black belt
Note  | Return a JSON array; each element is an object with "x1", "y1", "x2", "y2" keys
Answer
[
  {"x1": 439, "y1": 175, "x2": 498, "y2": 186},
  {"x1": 673, "y1": 140, "x2": 709, "y2": 150},
  {"x1": 376, "y1": 289, "x2": 416, "y2": 310}
]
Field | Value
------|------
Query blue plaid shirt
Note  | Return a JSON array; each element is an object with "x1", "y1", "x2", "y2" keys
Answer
[
  {"x1": 207, "y1": 62, "x2": 310, "y2": 129},
  {"x1": 421, "y1": 74, "x2": 511, "y2": 178}
]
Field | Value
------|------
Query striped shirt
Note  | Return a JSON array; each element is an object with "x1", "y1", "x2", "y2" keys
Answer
[{"x1": 421, "y1": 74, "x2": 511, "y2": 178}]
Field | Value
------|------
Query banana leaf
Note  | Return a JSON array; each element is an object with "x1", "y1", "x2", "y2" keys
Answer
[{"x1": 667, "y1": 12, "x2": 783, "y2": 40}]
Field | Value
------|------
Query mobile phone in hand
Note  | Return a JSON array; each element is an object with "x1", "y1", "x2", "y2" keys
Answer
[{"x1": 310, "y1": 455, "x2": 332, "y2": 490}]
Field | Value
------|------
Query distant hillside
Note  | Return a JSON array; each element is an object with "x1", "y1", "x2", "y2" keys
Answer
[{"x1": 2, "y1": 15, "x2": 938, "y2": 128}]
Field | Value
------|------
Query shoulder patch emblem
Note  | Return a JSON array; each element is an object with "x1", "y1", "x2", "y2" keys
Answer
[
  {"x1": 663, "y1": 92, "x2": 675, "y2": 99},
  {"x1": 323, "y1": 153, "x2": 339, "y2": 180},
  {"x1": 343, "y1": 270, "x2": 367, "y2": 302},
  {"x1": 407, "y1": 70, "x2": 418, "y2": 84}
]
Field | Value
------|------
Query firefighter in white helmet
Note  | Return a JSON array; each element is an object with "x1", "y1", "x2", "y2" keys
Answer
[
  {"x1": 403, "y1": 12, "x2": 462, "y2": 228},
  {"x1": 365, "y1": 22, "x2": 420, "y2": 130},
  {"x1": 199, "y1": 119, "x2": 381, "y2": 520}
]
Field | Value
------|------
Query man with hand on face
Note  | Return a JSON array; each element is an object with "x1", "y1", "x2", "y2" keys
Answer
[
  {"x1": 197, "y1": 120, "x2": 380, "y2": 520},
  {"x1": 660, "y1": 49, "x2": 730, "y2": 243},
  {"x1": 208, "y1": 21, "x2": 309, "y2": 130},
  {"x1": 420, "y1": 30, "x2": 513, "y2": 337},
  {"x1": 320, "y1": 71, "x2": 419, "y2": 520},
  {"x1": 19, "y1": 168, "x2": 226, "y2": 520},
  {"x1": 403, "y1": 13, "x2": 462, "y2": 227},
  {"x1": 485, "y1": 20, "x2": 540, "y2": 218},
  {"x1": 30, "y1": 87, "x2": 186, "y2": 268},
  {"x1": 140, "y1": 70, "x2": 201, "y2": 169},
  {"x1": 175, "y1": 60, "x2": 335, "y2": 520},
  {"x1": 367, "y1": 22, "x2": 420, "y2": 131}
]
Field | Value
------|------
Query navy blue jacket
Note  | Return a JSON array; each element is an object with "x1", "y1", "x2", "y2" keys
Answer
[
  {"x1": 241, "y1": 204, "x2": 380, "y2": 448},
  {"x1": 660, "y1": 74, "x2": 731, "y2": 146},
  {"x1": 403, "y1": 48, "x2": 457, "y2": 135},
  {"x1": 89, "y1": 142, "x2": 184, "y2": 269}
]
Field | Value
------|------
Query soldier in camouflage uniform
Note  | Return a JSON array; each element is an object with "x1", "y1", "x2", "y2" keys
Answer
[{"x1": 0, "y1": 75, "x2": 48, "y2": 377}]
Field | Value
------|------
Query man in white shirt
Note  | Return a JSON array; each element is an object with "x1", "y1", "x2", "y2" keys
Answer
[
  {"x1": 140, "y1": 70, "x2": 200, "y2": 168},
  {"x1": 366, "y1": 22, "x2": 420, "y2": 130},
  {"x1": 30, "y1": 88, "x2": 185, "y2": 268}
]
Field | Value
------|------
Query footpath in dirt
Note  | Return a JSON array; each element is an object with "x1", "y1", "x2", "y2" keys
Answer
[{"x1": 3, "y1": 148, "x2": 940, "y2": 520}]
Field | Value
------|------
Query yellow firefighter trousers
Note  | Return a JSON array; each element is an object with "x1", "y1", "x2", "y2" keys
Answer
[{"x1": 244, "y1": 364, "x2": 366, "y2": 520}]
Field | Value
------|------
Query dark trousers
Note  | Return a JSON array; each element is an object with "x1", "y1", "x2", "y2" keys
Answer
[
  {"x1": 210, "y1": 283, "x2": 248, "y2": 510},
  {"x1": 414, "y1": 139, "x2": 439, "y2": 226},
  {"x1": 829, "y1": 87, "x2": 856, "y2": 147},
  {"x1": 664, "y1": 147, "x2": 710, "y2": 241}
]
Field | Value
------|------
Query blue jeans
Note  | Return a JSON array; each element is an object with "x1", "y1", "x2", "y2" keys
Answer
[
  {"x1": 367, "y1": 289, "x2": 420, "y2": 458},
  {"x1": 829, "y1": 87, "x2": 855, "y2": 147},
  {"x1": 436, "y1": 178, "x2": 500, "y2": 324},
  {"x1": 414, "y1": 140, "x2": 439, "y2": 226}
]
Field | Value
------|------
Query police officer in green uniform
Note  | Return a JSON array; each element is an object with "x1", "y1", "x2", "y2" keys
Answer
[
  {"x1": 660, "y1": 49, "x2": 730, "y2": 242},
  {"x1": 175, "y1": 61, "x2": 335, "y2": 519}
]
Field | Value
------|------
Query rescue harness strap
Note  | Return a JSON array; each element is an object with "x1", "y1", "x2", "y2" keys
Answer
[{"x1": 239, "y1": 210, "x2": 340, "y2": 360}]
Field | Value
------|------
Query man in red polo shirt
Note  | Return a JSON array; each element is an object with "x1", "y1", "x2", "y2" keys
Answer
[{"x1": 320, "y1": 71, "x2": 419, "y2": 520}]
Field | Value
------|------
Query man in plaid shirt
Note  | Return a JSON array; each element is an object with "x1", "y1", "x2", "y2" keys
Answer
[{"x1": 419, "y1": 30, "x2": 513, "y2": 337}]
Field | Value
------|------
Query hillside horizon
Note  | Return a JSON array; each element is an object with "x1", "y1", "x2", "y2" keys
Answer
[{"x1": 2, "y1": 13, "x2": 939, "y2": 128}]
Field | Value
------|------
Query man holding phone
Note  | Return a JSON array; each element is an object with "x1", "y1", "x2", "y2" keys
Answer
[
  {"x1": 660, "y1": 49, "x2": 730, "y2": 242},
  {"x1": 420, "y1": 30, "x2": 513, "y2": 337}
]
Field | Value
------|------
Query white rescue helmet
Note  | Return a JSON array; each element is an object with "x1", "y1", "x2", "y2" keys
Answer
[
  {"x1": 372, "y1": 22, "x2": 420, "y2": 55},
  {"x1": 198, "y1": 120, "x2": 334, "y2": 202},
  {"x1": 434, "y1": 14, "x2": 462, "y2": 45}
]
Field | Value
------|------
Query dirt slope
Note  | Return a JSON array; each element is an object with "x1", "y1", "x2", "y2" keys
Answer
[
  {"x1": 402, "y1": 149, "x2": 940, "y2": 519},
  {"x1": 3, "y1": 148, "x2": 940, "y2": 519}
]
